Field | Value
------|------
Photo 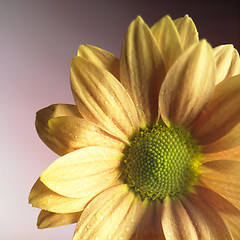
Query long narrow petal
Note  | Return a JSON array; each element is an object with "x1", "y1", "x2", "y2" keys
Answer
[
  {"x1": 49, "y1": 116, "x2": 125, "y2": 152},
  {"x1": 130, "y1": 201, "x2": 165, "y2": 240},
  {"x1": 202, "y1": 123, "x2": 240, "y2": 153},
  {"x1": 77, "y1": 44, "x2": 120, "y2": 80},
  {"x1": 181, "y1": 193, "x2": 233, "y2": 239},
  {"x1": 161, "y1": 198, "x2": 198, "y2": 240},
  {"x1": 203, "y1": 146, "x2": 240, "y2": 164},
  {"x1": 120, "y1": 16, "x2": 165, "y2": 127},
  {"x1": 71, "y1": 56, "x2": 139, "y2": 141},
  {"x1": 191, "y1": 75, "x2": 240, "y2": 144},
  {"x1": 151, "y1": 15, "x2": 182, "y2": 71},
  {"x1": 159, "y1": 40, "x2": 215, "y2": 127},
  {"x1": 199, "y1": 160, "x2": 240, "y2": 210},
  {"x1": 40, "y1": 146, "x2": 123, "y2": 198},
  {"x1": 214, "y1": 44, "x2": 240, "y2": 84},
  {"x1": 195, "y1": 186, "x2": 240, "y2": 239},
  {"x1": 29, "y1": 179, "x2": 94, "y2": 213},
  {"x1": 35, "y1": 104, "x2": 81, "y2": 156},
  {"x1": 73, "y1": 184, "x2": 144, "y2": 240},
  {"x1": 173, "y1": 15, "x2": 199, "y2": 50},
  {"x1": 37, "y1": 210, "x2": 81, "y2": 229}
]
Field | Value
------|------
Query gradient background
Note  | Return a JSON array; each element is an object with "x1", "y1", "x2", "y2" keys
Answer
[{"x1": 1, "y1": 0, "x2": 239, "y2": 239}]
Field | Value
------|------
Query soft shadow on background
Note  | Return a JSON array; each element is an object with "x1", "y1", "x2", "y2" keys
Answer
[{"x1": 0, "y1": 0, "x2": 239, "y2": 239}]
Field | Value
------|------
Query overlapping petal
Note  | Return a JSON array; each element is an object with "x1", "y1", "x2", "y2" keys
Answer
[
  {"x1": 120, "y1": 16, "x2": 165, "y2": 127},
  {"x1": 151, "y1": 15, "x2": 182, "y2": 71},
  {"x1": 35, "y1": 104, "x2": 81, "y2": 156},
  {"x1": 71, "y1": 56, "x2": 139, "y2": 141},
  {"x1": 173, "y1": 14, "x2": 199, "y2": 50},
  {"x1": 203, "y1": 146, "x2": 240, "y2": 164},
  {"x1": 214, "y1": 44, "x2": 240, "y2": 84},
  {"x1": 29, "y1": 179, "x2": 93, "y2": 213},
  {"x1": 130, "y1": 201, "x2": 165, "y2": 240},
  {"x1": 181, "y1": 193, "x2": 233, "y2": 239},
  {"x1": 40, "y1": 147, "x2": 123, "y2": 198},
  {"x1": 159, "y1": 40, "x2": 215, "y2": 127},
  {"x1": 37, "y1": 210, "x2": 81, "y2": 229},
  {"x1": 161, "y1": 199, "x2": 198, "y2": 239},
  {"x1": 195, "y1": 186, "x2": 240, "y2": 239},
  {"x1": 202, "y1": 123, "x2": 240, "y2": 153},
  {"x1": 73, "y1": 184, "x2": 143, "y2": 240},
  {"x1": 199, "y1": 160, "x2": 240, "y2": 210},
  {"x1": 49, "y1": 116, "x2": 125, "y2": 152},
  {"x1": 77, "y1": 44, "x2": 120, "y2": 80},
  {"x1": 192, "y1": 75, "x2": 240, "y2": 144}
]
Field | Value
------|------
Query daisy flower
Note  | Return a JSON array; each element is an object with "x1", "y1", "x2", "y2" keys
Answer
[{"x1": 29, "y1": 15, "x2": 240, "y2": 239}]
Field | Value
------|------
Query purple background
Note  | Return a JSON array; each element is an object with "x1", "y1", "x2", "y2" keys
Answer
[{"x1": 1, "y1": 0, "x2": 239, "y2": 239}]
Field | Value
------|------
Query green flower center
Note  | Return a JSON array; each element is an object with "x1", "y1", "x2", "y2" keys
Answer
[{"x1": 122, "y1": 122, "x2": 201, "y2": 201}]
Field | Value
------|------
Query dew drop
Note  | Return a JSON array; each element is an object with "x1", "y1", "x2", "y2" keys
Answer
[{"x1": 87, "y1": 224, "x2": 91, "y2": 229}]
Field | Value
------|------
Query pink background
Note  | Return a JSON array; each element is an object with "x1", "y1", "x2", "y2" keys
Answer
[{"x1": 1, "y1": 0, "x2": 239, "y2": 239}]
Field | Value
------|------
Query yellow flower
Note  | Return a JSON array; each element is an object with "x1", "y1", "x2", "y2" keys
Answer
[{"x1": 29, "y1": 15, "x2": 240, "y2": 239}]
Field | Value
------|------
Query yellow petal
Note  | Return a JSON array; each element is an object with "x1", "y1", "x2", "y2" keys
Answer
[
  {"x1": 151, "y1": 15, "x2": 182, "y2": 71},
  {"x1": 29, "y1": 179, "x2": 93, "y2": 213},
  {"x1": 77, "y1": 44, "x2": 120, "y2": 80},
  {"x1": 200, "y1": 160, "x2": 240, "y2": 209},
  {"x1": 71, "y1": 56, "x2": 139, "y2": 141},
  {"x1": 214, "y1": 44, "x2": 240, "y2": 84},
  {"x1": 159, "y1": 40, "x2": 215, "y2": 127},
  {"x1": 131, "y1": 201, "x2": 164, "y2": 240},
  {"x1": 195, "y1": 186, "x2": 240, "y2": 239},
  {"x1": 73, "y1": 184, "x2": 144, "y2": 240},
  {"x1": 227, "y1": 48, "x2": 240, "y2": 77},
  {"x1": 191, "y1": 74, "x2": 240, "y2": 144},
  {"x1": 120, "y1": 16, "x2": 165, "y2": 127},
  {"x1": 37, "y1": 210, "x2": 81, "y2": 229},
  {"x1": 202, "y1": 122, "x2": 240, "y2": 153},
  {"x1": 174, "y1": 14, "x2": 199, "y2": 50},
  {"x1": 203, "y1": 146, "x2": 240, "y2": 164},
  {"x1": 35, "y1": 104, "x2": 81, "y2": 156},
  {"x1": 181, "y1": 193, "x2": 232, "y2": 239},
  {"x1": 40, "y1": 147, "x2": 123, "y2": 198},
  {"x1": 161, "y1": 198, "x2": 198, "y2": 239},
  {"x1": 49, "y1": 116, "x2": 125, "y2": 152}
]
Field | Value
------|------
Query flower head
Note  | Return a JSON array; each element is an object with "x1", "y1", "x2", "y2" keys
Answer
[{"x1": 29, "y1": 15, "x2": 240, "y2": 239}]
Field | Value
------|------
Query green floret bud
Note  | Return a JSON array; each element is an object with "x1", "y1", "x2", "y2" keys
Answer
[{"x1": 122, "y1": 122, "x2": 201, "y2": 201}]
